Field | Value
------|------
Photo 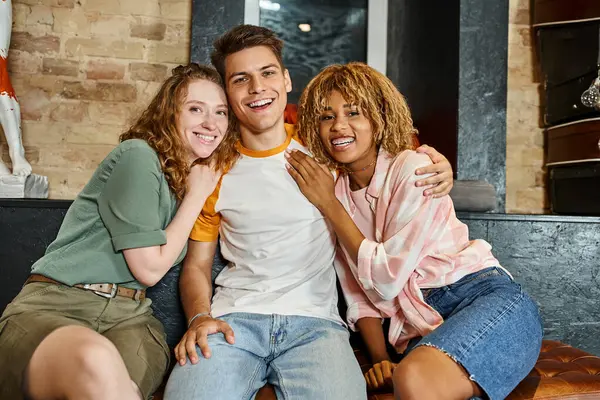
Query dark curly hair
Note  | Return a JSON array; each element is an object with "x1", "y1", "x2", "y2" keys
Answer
[{"x1": 297, "y1": 62, "x2": 418, "y2": 171}]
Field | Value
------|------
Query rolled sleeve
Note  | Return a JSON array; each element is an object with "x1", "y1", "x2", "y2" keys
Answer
[
  {"x1": 98, "y1": 145, "x2": 166, "y2": 252},
  {"x1": 111, "y1": 229, "x2": 167, "y2": 252},
  {"x1": 335, "y1": 252, "x2": 382, "y2": 331},
  {"x1": 345, "y1": 302, "x2": 383, "y2": 332}
]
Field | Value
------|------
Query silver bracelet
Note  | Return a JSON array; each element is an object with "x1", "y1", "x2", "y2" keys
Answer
[{"x1": 188, "y1": 312, "x2": 211, "y2": 328}]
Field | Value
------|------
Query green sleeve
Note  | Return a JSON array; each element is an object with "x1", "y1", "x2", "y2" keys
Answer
[{"x1": 98, "y1": 145, "x2": 167, "y2": 252}]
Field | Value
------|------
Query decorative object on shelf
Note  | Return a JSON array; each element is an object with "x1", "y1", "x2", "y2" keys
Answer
[
  {"x1": 0, "y1": 0, "x2": 47, "y2": 198},
  {"x1": 580, "y1": 72, "x2": 600, "y2": 110}
]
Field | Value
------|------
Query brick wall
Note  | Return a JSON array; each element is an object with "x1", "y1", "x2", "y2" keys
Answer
[
  {"x1": 2, "y1": 0, "x2": 547, "y2": 212},
  {"x1": 505, "y1": 0, "x2": 547, "y2": 213},
  {"x1": 0, "y1": 0, "x2": 191, "y2": 198}
]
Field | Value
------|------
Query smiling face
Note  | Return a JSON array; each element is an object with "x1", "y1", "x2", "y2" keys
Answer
[
  {"x1": 224, "y1": 45, "x2": 292, "y2": 134},
  {"x1": 318, "y1": 90, "x2": 377, "y2": 169},
  {"x1": 179, "y1": 79, "x2": 229, "y2": 163}
]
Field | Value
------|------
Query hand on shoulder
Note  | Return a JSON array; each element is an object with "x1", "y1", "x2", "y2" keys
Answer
[{"x1": 186, "y1": 163, "x2": 223, "y2": 200}]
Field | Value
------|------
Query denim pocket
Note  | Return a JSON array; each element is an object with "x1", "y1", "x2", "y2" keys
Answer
[
  {"x1": 422, "y1": 268, "x2": 509, "y2": 315},
  {"x1": 326, "y1": 320, "x2": 351, "y2": 336},
  {"x1": 446, "y1": 267, "x2": 505, "y2": 290},
  {"x1": 421, "y1": 285, "x2": 463, "y2": 315},
  {"x1": 421, "y1": 287, "x2": 442, "y2": 301}
]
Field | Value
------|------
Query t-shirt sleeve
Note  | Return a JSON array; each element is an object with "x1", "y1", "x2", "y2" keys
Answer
[
  {"x1": 98, "y1": 145, "x2": 167, "y2": 252},
  {"x1": 189, "y1": 178, "x2": 222, "y2": 242}
]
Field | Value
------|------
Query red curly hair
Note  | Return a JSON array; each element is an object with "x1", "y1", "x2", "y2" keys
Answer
[{"x1": 120, "y1": 63, "x2": 239, "y2": 200}]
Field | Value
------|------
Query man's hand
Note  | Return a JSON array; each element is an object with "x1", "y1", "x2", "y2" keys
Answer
[
  {"x1": 365, "y1": 360, "x2": 397, "y2": 391},
  {"x1": 174, "y1": 315, "x2": 235, "y2": 365},
  {"x1": 415, "y1": 145, "x2": 454, "y2": 198}
]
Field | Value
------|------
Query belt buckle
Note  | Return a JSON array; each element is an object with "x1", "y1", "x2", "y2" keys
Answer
[{"x1": 85, "y1": 283, "x2": 118, "y2": 299}]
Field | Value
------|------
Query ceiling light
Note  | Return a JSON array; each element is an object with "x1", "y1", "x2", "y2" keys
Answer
[
  {"x1": 259, "y1": 0, "x2": 280, "y2": 11},
  {"x1": 298, "y1": 23, "x2": 311, "y2": 32}
]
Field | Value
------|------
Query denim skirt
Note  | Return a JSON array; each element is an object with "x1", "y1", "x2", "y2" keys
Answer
[{"x1": 406, "y1": 267, "x2": 544, "y2": 400}]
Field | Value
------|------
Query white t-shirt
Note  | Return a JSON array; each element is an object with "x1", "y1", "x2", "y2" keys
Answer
[{"x1": 190, "y1": 124, "x2": 343, "y2": 324}]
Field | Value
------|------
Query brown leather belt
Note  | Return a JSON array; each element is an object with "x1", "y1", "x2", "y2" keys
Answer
[{"x1": 25, "y1": 274, "x2": 146, "y2": 301}]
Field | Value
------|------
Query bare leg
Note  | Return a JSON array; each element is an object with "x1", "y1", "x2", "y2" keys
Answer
[
  {"x1": 392, "y1": 346, "x2": 482, "y2": 400},
  {"x1": 0, "y1": 0, "x2": 31, "y2": 177},
  {"x1": 24, "y1": 326, "x2": 143, "y2": 400},
  {"x1": 0, "y1": 95, "x2": 31, "y2": 176}
]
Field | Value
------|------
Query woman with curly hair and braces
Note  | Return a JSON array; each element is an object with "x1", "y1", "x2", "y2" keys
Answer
[
  {"x1": 0, "y1": 63, "x2": 238, "y2": 400},
  {"x1": 285, "y1": 62, "x2": 543, "y2": 400}
]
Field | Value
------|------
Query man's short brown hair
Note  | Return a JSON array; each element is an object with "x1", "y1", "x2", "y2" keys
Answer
[{"x1": 211, "y1": 24, "x2": 285, "y2": 79}]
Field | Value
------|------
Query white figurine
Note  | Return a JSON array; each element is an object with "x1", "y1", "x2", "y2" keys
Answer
[{"x1": 0, "y1": 0, "x2": 32, "y2": 177}]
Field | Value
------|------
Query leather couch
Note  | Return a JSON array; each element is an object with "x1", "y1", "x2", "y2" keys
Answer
[{"x1": 358, "y1": 340, "x2": 600, "y2": 400}]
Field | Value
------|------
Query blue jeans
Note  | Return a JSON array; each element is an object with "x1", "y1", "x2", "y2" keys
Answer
[
  {"x1": 164, "y1": 313, "x2": 366, "y2": 400},
  {"x1": 409, "y1": 267, "x2": 544, "y2": 400}
]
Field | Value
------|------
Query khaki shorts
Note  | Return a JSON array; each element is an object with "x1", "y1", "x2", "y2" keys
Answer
[{"x1": 0, "y1": 282, "x2": 170, "y2": 400}]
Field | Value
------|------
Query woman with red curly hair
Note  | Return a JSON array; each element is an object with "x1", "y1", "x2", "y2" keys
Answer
[
  {"x1": 286, "y1": 62, "x2": 543, "y2": 400},
  {"x1": 0, "y1": 64, "x2": 235, "y2": 400}
]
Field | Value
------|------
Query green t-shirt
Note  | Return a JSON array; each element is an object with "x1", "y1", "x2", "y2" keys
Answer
[{"x1": 31, "y1": 139, "x2": 185, "y2": 289}]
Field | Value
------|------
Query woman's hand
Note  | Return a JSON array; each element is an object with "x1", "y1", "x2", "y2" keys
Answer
[
  {"x1": 186, "y1": 163, "x2": 222, "y2": 200},
  {"x1": 284, "y1": 149, "x2": 338, "y2": 214},
  {"x1": 365, "y1": 360, "x2": 397, "y2": 391},
  {"x1": 414, "y1": 145, "x2": 453, "y2": 197}
]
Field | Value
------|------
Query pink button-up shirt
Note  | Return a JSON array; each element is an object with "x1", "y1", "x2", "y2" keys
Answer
[{"x1": 335, "y1": 149, "x2": 501, "y2": 353}]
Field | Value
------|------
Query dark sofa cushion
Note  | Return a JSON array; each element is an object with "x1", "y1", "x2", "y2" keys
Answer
[
  {"x1": 450, "y1": 180, "x2": 496, "y2": 212},
  {"x1": 147, "y1": 247, "x2": 228, "y2": 349}
]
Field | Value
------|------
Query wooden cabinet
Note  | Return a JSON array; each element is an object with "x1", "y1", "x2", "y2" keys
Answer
[
  {"x1": 534, "y1": 1, "x2": 600, "y2": 214},
  {"x1": 546, "y1": 119, "x2": 600, "y2": 165},
  {"x1": 546, "y1": 119, "x2": 600, "y2": 215},
  {"x1": 534, "y1": 0, "x2": 600, "y2": 25},
  {"x1": 537, "y1": 21, "x2": 600, "y2": 125}
]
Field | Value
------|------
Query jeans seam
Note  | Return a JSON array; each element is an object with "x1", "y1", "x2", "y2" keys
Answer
[
  {"x1": 242, "y1": 359, "x2": 263, "y2": 400},
  {"x1": 457, "y1": 289, "x2": 525, "y2": 360},
  {"x1": 270, "y1": 362, "x2": 289, "y2": 400}
]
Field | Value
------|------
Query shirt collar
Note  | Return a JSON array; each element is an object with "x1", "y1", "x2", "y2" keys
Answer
[
  {"x1": 365, "y1": 148, "x2": 394, "y2": 200},
  {"x1": 338, "y1": 148, "x2": 394, "y2": 213},
  {"x1": 235, "y1": 124, "x2": 295, "y2": 158}
]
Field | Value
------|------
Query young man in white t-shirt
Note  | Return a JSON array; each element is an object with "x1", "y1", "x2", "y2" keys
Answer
[{"x1": 164, "y1": 25, "x2": 454, "y2": 400}]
